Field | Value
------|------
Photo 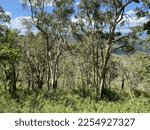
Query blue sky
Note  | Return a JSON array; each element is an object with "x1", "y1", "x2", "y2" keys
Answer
[
  {"x1": 0, "y1": 0, "x2": 30, "y2": 19},
  {"x1": 0, "y1": 0, "x2": 143, "y2": 19},
  {"x1": 0, "y1": 0, "x2": 147, "y2": 34}
]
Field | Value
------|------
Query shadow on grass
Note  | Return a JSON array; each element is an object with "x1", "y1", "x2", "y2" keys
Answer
[{"x1": 133, "y1": 89, "x2": 150, "y2": 98}]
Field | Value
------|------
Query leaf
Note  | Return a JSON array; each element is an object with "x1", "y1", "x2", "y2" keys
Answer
[{"x1": 133, "y1": 0, "x2": 140, "y2": 3}]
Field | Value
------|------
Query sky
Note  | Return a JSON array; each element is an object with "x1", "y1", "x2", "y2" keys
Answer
[{"x1": 0, "y1": 0, "x2": 148, "y2": 34}]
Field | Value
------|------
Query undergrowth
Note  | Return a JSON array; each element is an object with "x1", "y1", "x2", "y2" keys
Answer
[{"x1": 0, "y1": 88, "x2": 150, "y2": 112}]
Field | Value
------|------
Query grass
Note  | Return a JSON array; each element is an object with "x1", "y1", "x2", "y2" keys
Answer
[{"x1": 0, "y1": 88, "x2": 150, "y2": 113}]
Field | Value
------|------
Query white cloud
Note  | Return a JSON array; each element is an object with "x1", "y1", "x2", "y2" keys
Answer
[
  {"x1": 5, "y1": 11, "x2": 12, "y2": 17},
  {"x1": 124, "y1": 10, "x2": 148, "y2": 27},
  {"x1": 10, "y1": 16, "x2": 30, "y2": 29},
  {"x1": 6, "y1": 8, "x2": 148, "y2": 35},
  {"x1": 127, "y1": 17, "x2": 148, "y2": 27},
  {"x1": 75, "y1": 1, "x2": 80, "y2": 6},
  {"x1": 126, "y1": 10, "x2": 135, "y2": 16},
  {"x1": 7, "y1": 16, "x2": 38, "y2": 34},
  {"x1": 117, "y1": 10, "x2": 148, "y2": 33},
  {"x1": 116, "y1": 27, "x2": 132, "y2": 34}
]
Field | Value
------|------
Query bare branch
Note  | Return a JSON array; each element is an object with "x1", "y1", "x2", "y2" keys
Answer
[
  {"x1": 112, "y1": 32, "x2": 134, "y2": 43},
  {"x1": 110, "y1": 45, "x2": 126, "y2": 53}
]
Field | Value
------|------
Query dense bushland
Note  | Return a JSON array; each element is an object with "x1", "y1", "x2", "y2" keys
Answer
[{"x1": 0, "y1": 87, "x2": 150, "y2": 113}]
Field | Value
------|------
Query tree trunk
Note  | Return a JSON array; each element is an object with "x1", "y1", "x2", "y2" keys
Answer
[
  {"x1": 46, "y1": 57, "x2": 51, "y2": 90},
  {"x1": 51, "y1": 78, "x2": 58, "y2": 90},
  {"x1": 12, "y1": 64, "x2": 17, "y2": 92},
  {"x1": 98, "y1": 46, "x2": 110, "y2": 99},
  {"x1": 50, "y1": 65, "x2": 58, "y2": 91},
  {"x1": 96, "y1": 43, "x2": 100, "y2": 99},
  {"x1": 99, "y1": 71, "x2": 105, "y2": 99},
  {"x1": 121, "y1": 78, "x2": 125, "y2": 90}
]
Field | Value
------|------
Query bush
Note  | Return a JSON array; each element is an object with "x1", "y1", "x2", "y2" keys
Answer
[{"x1": 0, "y1": 88, "x2": 150, "y2": 112}]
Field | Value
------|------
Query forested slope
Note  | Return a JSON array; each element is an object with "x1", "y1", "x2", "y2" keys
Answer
[{"x1": 0, "y1": 0, "x2": 150, "y2": 112}]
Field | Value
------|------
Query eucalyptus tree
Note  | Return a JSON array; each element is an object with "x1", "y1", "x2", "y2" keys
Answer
[
  {"x1": 73, "y1": 0, "x2": 140, "y2": 99},
  {"x1": 0, "y1": 5, "x2": 21, "y2": 93},
  {"x1": 133, "y1": 0, "x2": 150, "y2": 90},
  {"x1": 0, "y1": 27, "x2": 21, "y2": 93},
  {"x1": 21, "y1": 0, "x2": 74, "y2": 90},
  {"x1": 21, "y1": 32, "x2": 47, "y2": 90}
]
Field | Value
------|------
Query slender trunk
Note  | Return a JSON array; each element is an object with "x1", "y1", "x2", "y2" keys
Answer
[
  {"x1": 37, "y1": 78, "x2": 42, "y2": 90},
  {"x1": 45, "y1": 35, "x2": 51, "y2": 91},
  {"x1": 3, "y1": 63, "x2": 7, "y2": 92},
  {"x1": 100, "y1": 70, "x2": 106, "y2": 96},
  {"x1": 96, "y1": 43, "x2": 99, "y2": 99},
  {"x1": 47, "y1": 71, "x2": 50, "y2": 90},
  {"x1": 50, "y1": 65, "x2": 58, "y2": 91},
  {"x1": 99, "y1": 46, "x2": 110, "y2": 99},
  {"x1": 39, "y1": 75, "x2": 44, "y2": 90},
  {"x1": 52, "y1": 74, "x2": 58, "y2": 90},
  {"x1": 92, "y1": 44, "x2": 97, "y2": 95},
  {"x1": 121, "y1": 77, "x2": 125, "y2": 90},
  {"x1": 51, "y1": 76, "x2": 58, "y2": 91},
  {"x1": 12, "y1": 64, "x2": 17, "y2": 92},
  {"x1": 12, "y1": 71, "x2": 17, "y2": 92},
  {"x1": 46, "y1": 53, "x2": 51, "y2": 90}
]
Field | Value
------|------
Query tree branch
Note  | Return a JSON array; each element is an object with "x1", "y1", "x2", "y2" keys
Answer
[
  {"x1": 110, "y1": 45, "x2": 126, "y2": 53},
  {"x1": 112, "y1": 32, "x2": 134, "y2": 43}
]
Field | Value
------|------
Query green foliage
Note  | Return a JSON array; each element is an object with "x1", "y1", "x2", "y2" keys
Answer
[
  {"x1": 0, "y1": 5, "x2": 10, "y2": 22},
  {"x1": 134, "y1": 54, "x2": 150, "y2": 82},
  {"x1": 133, "y1": 0, "x2": 140, "y2": 3},
  {"x1": 144, "y1": 20, "x2": 150, "y2": 34},
  {"x1": 0, "y1": 27, "x2": 21, "y2": 62},
  {"x1": 0, "y1": 88, "x2": 150, "y2": 113},
  {"x1": 0, "y1": 26, "x2": 22, "y2": 92}
]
